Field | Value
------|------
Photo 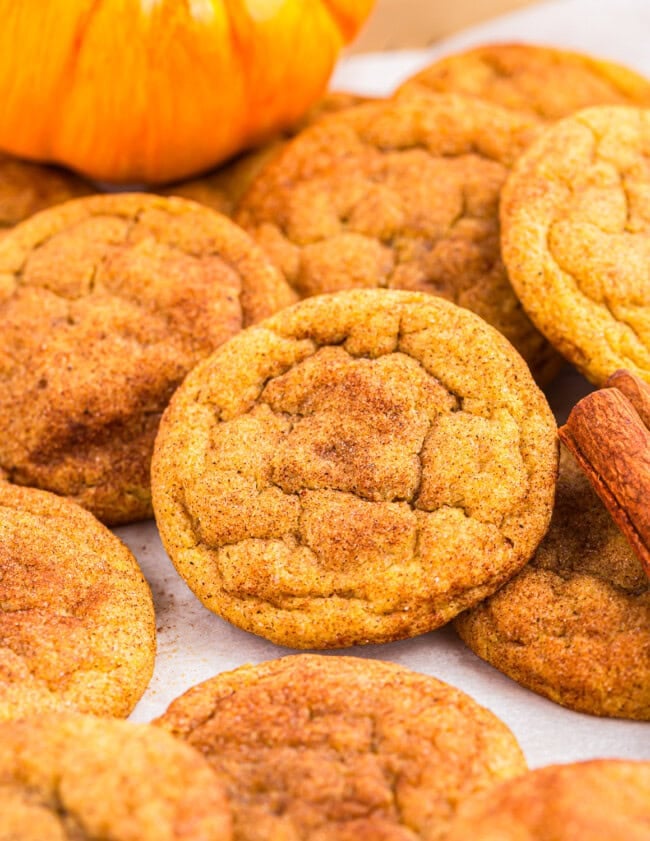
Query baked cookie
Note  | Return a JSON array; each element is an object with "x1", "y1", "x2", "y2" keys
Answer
[
  {"x1": 0, "y1": 192, "x2": 294, "y2": 524},
  {"x1": 0, "y1": 482, "x2": 155, "y2": 720},
  {"x1": 162, "y1": 92, "x2": 370, "y2": 217},
  {"x1": 445, "y1": 759, "x2": 650, "y2": 841},
  {"x1": 236, "y1": 92, "x2": 560, "y2": 384},
  {"x1": 152, "y1": 289, "x2": 558, "y2": 648},
  {"x1": 0, "y1": 712, "x2": 232, "y2": 841},
  {"x1": 398, "y1": 43, "x2": 650, "y2": 121},
  {"x1": 501, "y1": 105, "x2": 650, "y2": 386},
  {"x1": 0, "y1": 152, "x2": 91, "y2": 234},
  {"x1": 455, "y1": 446, "x2": 650, "y2": 719},
  {"x1": 155, "y1": 654, "x2": 527, "y2": 841}
]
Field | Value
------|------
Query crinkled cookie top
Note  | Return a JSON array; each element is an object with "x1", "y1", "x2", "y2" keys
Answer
[
  {"x1": 0, "y1": 192, "x2": 293, "y2": 523},
  {"x1": 456, "y1": 447, "x2": 650, "y2": 720},
  {"x1": 156, "y1": 654, "x2": 526, "y2": 841},
  {"x1": 152, "y1": 289, "x2": 558, "y2": 649},
  {"x1": 236, "y1": 92, "x2": 559, "y2": 383},
  {"x1": 501, "y1": 105, "x2": 650, "y2": 386}
]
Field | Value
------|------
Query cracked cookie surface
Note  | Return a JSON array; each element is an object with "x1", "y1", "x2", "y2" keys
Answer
[
  {"x1": 155, "y1": 654, "x2": 527, "y2": 841},
  {"x1": 0, "y1": 192, "x2": 294, "y2": 524},
  {"x1": 236, "y1": 92, "x2": 560, "y2": 384},
  {"x1": 0, "y1": 153, "x2": 91, "y2": 235},
  {"x1": 398, "y1": 44, "x2": 650, "y2": 121},
  {"x1": 0, "y1": 712, "x2": 232, "y2": 841},
  {"x1": 151, "y1": 289, "x2": 558, "y2": 648},
  {"x1": 0, "y1": 482, "x2": 155, "y2": 720},
  {"x1": 501, "y1": 105, "x2": 650, "y2": 386},
  {"x1": 455, "y1": 447, "x2": 650, "y2": 720},
  {"x1": 445, "y1": 759, "x2": 650, "y2": 841}
]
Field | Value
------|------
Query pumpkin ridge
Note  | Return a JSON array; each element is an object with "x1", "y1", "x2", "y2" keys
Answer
[{"x1": 60, "y1": 0, "x2": 104, "y2": 95}]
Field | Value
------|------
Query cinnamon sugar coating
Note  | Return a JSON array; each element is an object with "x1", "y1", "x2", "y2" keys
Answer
[
  {"x1": 456, "y1": 447, "x2": 650, "y2": 719},
  {"x1": 0, "y1": 192, "x2": 294, "y2": 523},
  {"x1": 155, "y1": 655, "x2": 526, "y2": 841},
  {"x1": 236, "y1": 92, "x2": 560, "y2": 384},
  {"x1": 152, "y1": 289, "x2": 557, "y2": 648},
  {"x1": 0, "y1": 482, "x2": 155, "y2": 720}
]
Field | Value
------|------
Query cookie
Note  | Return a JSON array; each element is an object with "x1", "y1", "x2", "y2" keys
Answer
[
  {"x1": 0, "y1": 152, "x2": 91, "y2": 234},
  {"x1": 501, "y1": 105, "x2": 650, "y2": 386},
  {"x1": 0, "y1": 712, "x2": 232, "y2": 841},
  {"x1": 155, "y1": 654, "x2": 527, "y2": 841},
  {"x1": 445, "y1": 759, "x2": 650, "y2": 841},
  {"x1": 0, "y1": 192, "x2": 294, "y2": 524},
  {"x1": 152, "y1": 289, "x2": 558, "y2": 648},
  {"x1": 162, "y1": 92, "x2": 370, "y2": 217},
  {"x1": 455, "y1": 446, "x2": 650, "y2": 719},
  {"x1": 236, "y1": 92, "x2": 560, "y2": 384},
  {"x1": 398, "y1": 43, "x2": 650, "y2": 120},
  {"x1": 0, "y1": 482, "x2": 155, "y2": 720}
]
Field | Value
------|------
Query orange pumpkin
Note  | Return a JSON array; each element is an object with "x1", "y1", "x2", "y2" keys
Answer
[{"x1": 0, "y1": 1, "x2": 374, "y2": 184}]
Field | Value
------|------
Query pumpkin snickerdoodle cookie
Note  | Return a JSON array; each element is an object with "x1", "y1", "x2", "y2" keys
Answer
[
  {"x1": 455, "y1": 446, "x2": 650, "y2": 720},
  {"x1": 0, "y1": 152, "x2": 91, "y2": 234},
  {"x1": 445, "y1": 760, "x2": 650, "y2": 841},
  {"x1": 152, "y1": 289, "x2": 558, "y2": 649},
  {"x1": 155, "y1": 654, "x2": 527, "y2": 841},
  {"x1": 236, "y1": 92, "x2": 560, "y2": 383},
  {"x1": 501, "y1": 105, "x2": 650, "y2": 386},
  {"x1": 0, "y1": 482, "x2": 155, "y2": 721},
  {"x1": 0, "y1": 712, "x2": 232, "y2": 841},
  {"x1": 0, "y1": 192, "x2": 294, "y2": 524},
  {"x1": 398, "y1": 43, "x2": 650, "y2": 121}
]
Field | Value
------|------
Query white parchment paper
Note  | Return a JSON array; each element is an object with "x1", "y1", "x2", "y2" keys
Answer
[{"x1": 123, "y1": 0, "x2": 650, "y2": 767}]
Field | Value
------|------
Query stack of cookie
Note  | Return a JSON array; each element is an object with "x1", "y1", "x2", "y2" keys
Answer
[{"x1": 0, "y1": 39, "x2": 649, "y2": 840}]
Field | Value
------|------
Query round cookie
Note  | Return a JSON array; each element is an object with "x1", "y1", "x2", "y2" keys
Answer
[
  {"x1": 0, "y1": 152, "x2": 91, "y2": 234},
  {"x1": 152, "y1": 289, "x2": 558, "y2": 648},
  {"x1": 0, "y1": 192, "x2": 294, "y2": 524},
  {"x1": 445, "y1": 760, "x2": 650, "y2": 841},
  {"x1": 0, "y1": 712, "x2": 232, "y2": 841},
  {"x1": 236, "y1": 92, "x2": 560, "y2": 384},
  {"x1": 155, "y1": 654, "x2": 527, "y2": 841},
  {"x1": 455, "y1": 446, "x2": 650, "y2": 719},
  {"x1": 0, "y1": 481, "x2": 155, "y2": 720},
  {"x1": 501, "y1": 105, "x2": 650, "y2": 386},
  {"x1": 398, "y1": 43, "x2": 650, "y2": 121},
  {"x1": 162, "y1": 92, "x2": 371, "y2": 217}
]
